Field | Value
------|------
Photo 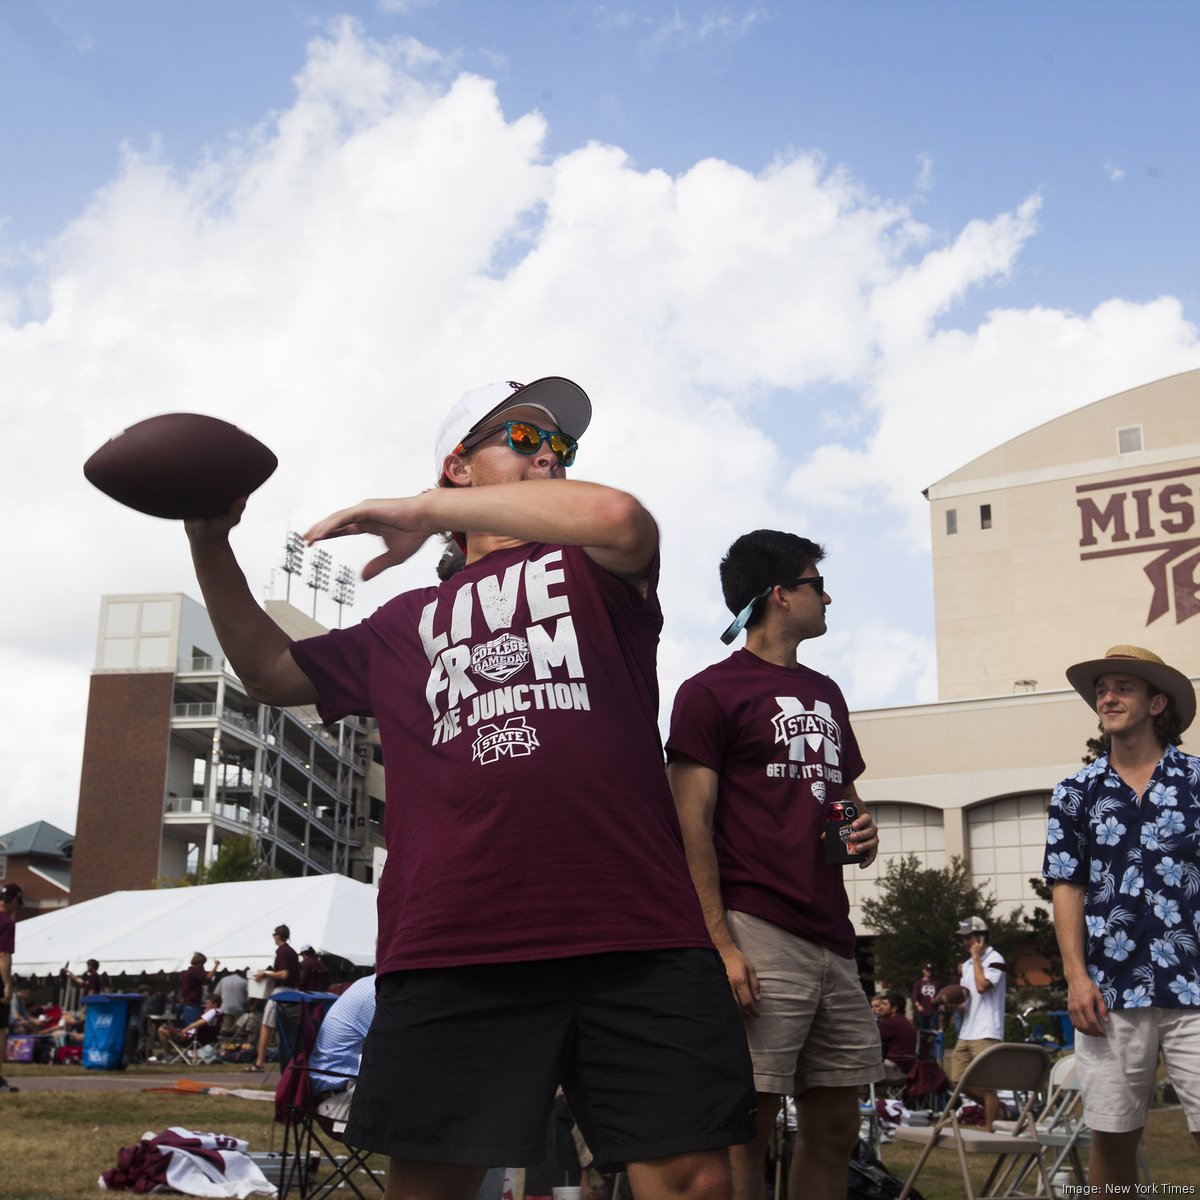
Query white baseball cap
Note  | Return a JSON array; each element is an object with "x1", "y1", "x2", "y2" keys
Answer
[{"x1": 433, "y1": 377, "x2": 592, "y2": 483}]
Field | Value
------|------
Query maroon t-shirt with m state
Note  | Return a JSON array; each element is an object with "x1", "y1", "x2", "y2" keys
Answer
[
  {"x1": 666, "y1": 649, "x2": 866, "y2": 959},
  {"x1": 291, "y1": 542, "x2": 710, "y2": 975}
]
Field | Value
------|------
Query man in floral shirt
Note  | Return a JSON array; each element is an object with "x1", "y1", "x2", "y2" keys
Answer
[{"x1": 1044, "y1": 644, "x2": 1200, "y2": 1186}]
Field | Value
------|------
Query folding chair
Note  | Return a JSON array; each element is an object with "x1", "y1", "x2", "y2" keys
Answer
[
  {"x1": 271, "y1": 990, "x2": 383, "y2": 1200},
  {"x1": 892, "y1": 1042, "x2": 1054, "y2": 1200},
  {"x1": 157, "y1": 1017, "x2": 221, "y2": 1066},
  {"x1": 994, "y1": 1053, "x2": 1151, "y2": 1193}
]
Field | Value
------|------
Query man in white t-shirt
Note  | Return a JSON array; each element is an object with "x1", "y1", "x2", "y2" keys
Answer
[
  {"x1": 157, "y1": 995, "x2": 223, "y2": 1056},
  {"x1": 950, "y1": 916, "x2": 1006, "y2": 1130}
]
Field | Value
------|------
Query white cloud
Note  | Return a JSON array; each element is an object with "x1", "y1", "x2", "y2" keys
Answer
[
  {"x1": 915, "y1": 152, "x2": 934, "y2": 193},
  {"x1": 1104, "y1": 161, "x2": 1126, "y2": 182},
  {"x1": 2, "y1": 19, "x2": 1198, "y2": 836}
]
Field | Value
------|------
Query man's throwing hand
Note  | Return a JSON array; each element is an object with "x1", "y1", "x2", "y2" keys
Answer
[{"x1": 304, "y1": 497, "x2": 432, "y2": 580}]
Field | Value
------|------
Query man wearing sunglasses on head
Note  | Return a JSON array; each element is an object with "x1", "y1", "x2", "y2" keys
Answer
[
  {"x1": 666, "y1": 530, "x2": 881, "y2": 1200},
  {"x1": 183, "y1": 377, "x2": 755, "y2": 1200}
]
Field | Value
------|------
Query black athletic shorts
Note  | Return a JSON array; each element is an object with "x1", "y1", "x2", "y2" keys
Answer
[{"x1": 343, "y1": 948, "x2": 756, "y2": 1171}]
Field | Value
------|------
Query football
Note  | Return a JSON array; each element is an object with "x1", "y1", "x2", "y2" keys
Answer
[
  {"x1": 84, "y1": 413, "x2": 278, "y2": 520},
  {"x1": 933, "y1": 984, "x2": 969, "y2": 1007}
]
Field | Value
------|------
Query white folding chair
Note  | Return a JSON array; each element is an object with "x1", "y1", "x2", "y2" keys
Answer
[{"x1": 892, "y1": 1042, "x2": 1054, "y2": 1200}]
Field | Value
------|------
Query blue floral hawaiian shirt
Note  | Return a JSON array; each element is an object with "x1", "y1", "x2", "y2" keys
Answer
[{"x1": 1043, "y1": 743, "x2": 1200, "y2": 1010}]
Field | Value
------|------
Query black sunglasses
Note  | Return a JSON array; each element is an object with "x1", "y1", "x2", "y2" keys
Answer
[{"x1": 720, "y1": 576, "x2": 825, "y2": 644}]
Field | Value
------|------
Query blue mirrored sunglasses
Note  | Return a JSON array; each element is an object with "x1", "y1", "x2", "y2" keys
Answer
[{"x1": 459, "y1": 419, "x2": 578, "y2": 467}]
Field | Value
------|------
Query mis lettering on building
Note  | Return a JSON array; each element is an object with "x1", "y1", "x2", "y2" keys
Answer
[{"x1": 1077, "y1": 466, "x2": 1200, "y2": 626}]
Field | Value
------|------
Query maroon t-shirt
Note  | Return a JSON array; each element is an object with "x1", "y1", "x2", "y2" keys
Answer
[
  {"x1": 877, "y1": 1013, "x2": 918, "y2": 1070},
  {"x1": 666, "y1": 649, "x2": 866, "y2": 958},
  {"x1": 0, "y1": 911, "x2": 14, "y2": 954},
  {"x1": 291, "y1": 543, "x2": 710, "y2": 974},
  {"x1": 180, "y1": 964, "x2": 208, "y2": 1006},
  {"x1": 912, "y1": 977, "x2": 940, "y2": 1017},
  {"x1": 274, "y1": 943, "x2": 300, "y2": 987}
]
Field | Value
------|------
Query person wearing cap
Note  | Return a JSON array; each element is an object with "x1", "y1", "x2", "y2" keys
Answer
[
  {"x1": 910, "y1": 962, "x2": 941, "y2": 1032},
  {"x1": 666, "y1": 530, "x2": 881, "y2": 1200},
  {"x1": 298, "y1": 944, "x2": 331, "y2": 993},
  {"x1": 181, "y1": 377, "x2": 755, "y2": 1200},
  {"x1": 1044, "y1": 645, "x2": 1200, "y2": 1184},
  {"x1": 950, "y1": 915, "x2": 1006, "y2": 1130},
  {"x1": 0, "y1": 882, "x2": 22, "y2": 1093}
]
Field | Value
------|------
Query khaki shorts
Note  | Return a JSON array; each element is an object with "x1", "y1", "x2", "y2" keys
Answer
[
  {"x1": 1076, "y1": 1009, "x2": 1200, "y2": 1133},
  {"x1": 949, "y1": 1037, "x2": 999, "y2": 1083},
  {"x1": 727, "y1": 909, "x2": 883, "y2": 1095},
  {"x1": 261, "y1": 998, "x2": 278, "y2": 1030}
]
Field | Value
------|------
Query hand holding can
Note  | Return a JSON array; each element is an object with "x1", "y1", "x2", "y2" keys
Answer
[{"x1": 824, "y1": 800, "x2": 859, "y2": 865}]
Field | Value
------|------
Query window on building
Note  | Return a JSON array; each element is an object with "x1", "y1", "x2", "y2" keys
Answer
[
  {"x1": 980, "y1": 504, "x2": 993, "y2": 530},
  {"x1": 369, "y1": 796, "x2": 385, "y2": 825},
  {"x1": 945, "y1": 508, "x2": 957, "y2": 535},
  {"x1": 1117, "y1": 425, "x2": 1143, "y2": 455}
]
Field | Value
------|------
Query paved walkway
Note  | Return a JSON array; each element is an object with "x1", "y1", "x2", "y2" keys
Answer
[{"x1": 7, "y1": 1068, "x2": 273, "y2": 1094}]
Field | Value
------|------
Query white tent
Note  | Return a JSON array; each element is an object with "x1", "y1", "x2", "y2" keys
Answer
[{"x1": 12, "y1": 875, "x2": 377, "y2": 977}]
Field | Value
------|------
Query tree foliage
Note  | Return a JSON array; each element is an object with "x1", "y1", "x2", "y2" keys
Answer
[
  {"x1": 200, "y1": 835, "x2": 266, "y2": 884},
  {"x1": 158, "y1": 835, "x2": 276, "y2": 887},
  {"x1": 861, "y1": 853, "x2": 1026, "y2": 990},
  {"x1": 1023, "y1": 875, "x2": 1065, "y2": 995}
]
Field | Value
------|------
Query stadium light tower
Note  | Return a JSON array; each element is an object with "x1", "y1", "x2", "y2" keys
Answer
[
  {"x1": 306, "y1": 548, "x2": 332, "y2": 619},
  {"x1": 281, "y1": 531, "x2": 305, "y2": 603},
  {"x1": 332, "y1": 564, "x2": 356, "y2": 628}
]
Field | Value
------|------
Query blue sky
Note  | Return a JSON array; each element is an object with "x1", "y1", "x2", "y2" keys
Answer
[
  {"x1": 2, "y1": 0, "x2": 1199, "y2": 834},
  {"x1": 5, "y1": 2, "x2": 1196, "y2": 315}
]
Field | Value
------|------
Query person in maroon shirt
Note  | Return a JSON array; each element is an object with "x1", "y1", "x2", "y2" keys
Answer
[
  {"x1": 250, "y1": 925, "x2": 300, "y2": 1070},
  {"x1": 911, "y1": 963, "x2": 941, "y2": 1032},
  {"x1": 298, "y1": 945, "x2": 331, "y2": 993},
  {"x1": 1, "y1": 882, "x2": 22, "y2": 1093},
  {"x1": 182, "y1": 376, "x2": 754, "y2": 1199},
  {"x1": 668, "y1": 530, "x2": 881, "y2": 1200},
  {"x1": 876, "y1": 992, "x2": 918, "y2": 1081},
  {"x1": 179, "y1": 952, "x2": 219, "y2": 1025},
  {"x1": 62, "y1": 958, "x2": 109, "y2": 997}
]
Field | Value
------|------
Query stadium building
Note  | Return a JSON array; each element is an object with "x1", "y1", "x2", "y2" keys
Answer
[{"x1": 845, "y1": 367, "x2": 1200, "y2": 931}]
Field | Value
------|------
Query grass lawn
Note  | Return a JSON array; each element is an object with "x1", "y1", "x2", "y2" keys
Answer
[{"x1": 0, "y1": 1074, "x2": 1195, "y2": 1200}]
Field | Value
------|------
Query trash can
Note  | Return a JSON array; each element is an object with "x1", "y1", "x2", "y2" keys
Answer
[{"x1": 82, "y1": 993, "x2": 143, "y2": 1070}]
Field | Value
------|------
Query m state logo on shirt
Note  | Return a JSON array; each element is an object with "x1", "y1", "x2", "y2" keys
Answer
[
  {"x1": 472, "y1": 716, "x2": 540, "y2": 764},
  {"x1": 771, "y1": 697, "x2": 842, "y2": 766}
]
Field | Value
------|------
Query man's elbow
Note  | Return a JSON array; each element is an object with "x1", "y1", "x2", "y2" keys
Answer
[{"x1": 598, "y1": 490, "x2": 658, "y2": 559}]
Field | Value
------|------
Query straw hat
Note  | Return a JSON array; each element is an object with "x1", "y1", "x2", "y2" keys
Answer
[{"x1": 1065, "y1": 644, "x2": 1195, "y2": 732}]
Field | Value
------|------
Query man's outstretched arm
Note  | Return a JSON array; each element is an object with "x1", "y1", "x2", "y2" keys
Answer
[
  {"x1": 185, "y1": 501, "x2": 318, "y2": 707},
  {"x1": 304, "y1": 480, "x2": 658, "y2": 582}
]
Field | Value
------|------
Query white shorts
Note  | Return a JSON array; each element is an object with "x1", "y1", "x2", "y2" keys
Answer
[
  {"x1": 1075, "y1": 1008, "x2": 1200, "y2": 1132},
  {"x1": 727, "y1": 910, "x2": 883, "y2": 1096}
]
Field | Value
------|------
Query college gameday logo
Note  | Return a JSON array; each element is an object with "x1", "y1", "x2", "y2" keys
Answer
[
  {"x1": 1076, "y1": 466, "x2": 1200, "y2": 625},
  {"x1": 471, "y1": 633, "x2": 530, "y2": 683}
]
